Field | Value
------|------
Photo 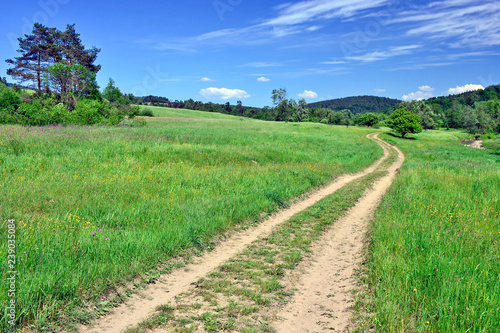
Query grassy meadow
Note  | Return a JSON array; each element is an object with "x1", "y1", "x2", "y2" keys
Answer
[
  {"x1": 0, "y1": 107, "x2": 382, "y2": 331},
  {"x1": 362, "y1": 130, "x2": 500, "y2": 332}
]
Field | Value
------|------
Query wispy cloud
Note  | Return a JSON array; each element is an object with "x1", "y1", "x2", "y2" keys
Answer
[
  {"x1": 346, "y1": 45, "x2": 421, "y2": 62},
  {"x1": 395, "y1": 0, "x2": 500, "y2": 47},
  {"x1": 320, "y1": 60, "x2": 348, "y2": 65},
  {"x1": 373, "y1": 88, "x2": 386, "y2": 92},
  {"x1": 240, "y1": 62, "x2": 283, "y2": 68},
  {"x1": 390, "y1": 62, "x2": 458, "y2": 71},
  {"x1": 200, "y1": 77, "x2": 215, "y2": 82},
  {"x1": 262, "y1": 0, "x2": 390, "y2": 26},
  {"x1": 142, "y1": 0, "x2": 392, "y2": 50}
]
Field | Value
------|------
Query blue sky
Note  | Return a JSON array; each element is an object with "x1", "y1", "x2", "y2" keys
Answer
[{"x1": 1, "y1": 0, "x2": 499, "y2": 107}]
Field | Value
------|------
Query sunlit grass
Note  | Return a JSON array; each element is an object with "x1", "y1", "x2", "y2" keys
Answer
[
  {"x1": 0, "y1": 108, "x2": 381, "y2": 331},
  {"x1": 364, "y1": 130, "x2": 500, "y2": 332}
]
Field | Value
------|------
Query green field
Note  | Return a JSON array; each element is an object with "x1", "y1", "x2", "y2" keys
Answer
[
  {"x1": 0, "y1": 107, "x2": 381, "y2": 331},
  {"x1": 361, "y1": 131, "x2": 500, "y2": 332}
]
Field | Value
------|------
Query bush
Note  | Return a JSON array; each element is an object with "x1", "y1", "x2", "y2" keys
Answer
[
  {"x1": 73, "y1": 99, "x2": 104, "y2": 125},
  {"x1": 128, "y1": 105, "x2": 140, "y2": 119},
  {"x1": 0, "y1": 87, "x2": 22, "y2": 111},
  {"x1": 139, "y1": 108, "x2": 154, "y2": 117}
]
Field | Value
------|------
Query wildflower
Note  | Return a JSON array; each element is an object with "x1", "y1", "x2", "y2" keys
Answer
[
  {"x1": 427, "y1": 321, "x2": 430, "y2": 324},
  {"x1": 92, "y1": 232, "x2": 95, "y2": 237},
  {"x1": 414, "y1": 288, "x2": 417, "y2": 292},
  {"x1": 105, "y1": 238, "x2": 109, "y2": 241}
]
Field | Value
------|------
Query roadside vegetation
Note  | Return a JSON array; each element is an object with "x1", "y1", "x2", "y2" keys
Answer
[
  {"x1": 355, "y1": 130, "x2": 500, "y2": 332},
  {"x1": 0, "y1": 109, "x2": 381, "y2": 331},
  {"x1": 123, "y1": 150, "x2": 397, "y2": 333}
]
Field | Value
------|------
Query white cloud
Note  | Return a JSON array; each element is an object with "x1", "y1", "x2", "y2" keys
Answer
[
  {"x1": 200, "y1": 77, "x2": 215, "y2": 82},
  {"x1": 200, "y1": 87, "x2": 250, "y2": 100},
  {"x1": 373, "y1": 88, "x2": 386, "y2": 92},
  {"x1": 403, "y1": 85, "x2": 435, "y2": 101},
  {"x1": 346, "y1": 45, "x2": 421, "y2": 62},
  {"x1": 257, "y1": 76, "x2": 271, "y2": 82},
  {"x1": 448, "y1": 84, "x2": 484, "y2": 95},
  {"x1": 297, "y1": 90, "x2": 318, "y2": 99}
]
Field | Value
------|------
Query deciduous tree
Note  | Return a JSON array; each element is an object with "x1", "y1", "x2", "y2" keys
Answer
[
  {"x1": 103, "y1": 78, "x2": 124, "y2": 103},
  {"x1": 386, "y1": 108, "x2": 423, "y2": 138},
  {"x1": 271, "y1": 88, "x2": 289, "y2": 121}
]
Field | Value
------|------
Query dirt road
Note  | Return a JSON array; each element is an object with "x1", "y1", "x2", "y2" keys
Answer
[
  {"x1": 273, "y1": 135, "x2": 404, "y2": 332},
  {"x1": 79, "y1": 134, "x2": 402, "y2": 333}
]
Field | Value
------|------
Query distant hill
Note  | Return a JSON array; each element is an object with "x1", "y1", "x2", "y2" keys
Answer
[{"x1": 307, "y1": 95, "x2": 402, "y2": 114}]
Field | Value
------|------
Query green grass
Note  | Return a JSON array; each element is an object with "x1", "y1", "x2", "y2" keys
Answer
[
  {"x1": 360, "y1": 130, "x2": 500, "y2": 332},
  {"x1": 127, "y1": 158, "x2": 394, "y2": 333},
  {"x1": 0, "y1": 108, "x2": 381, "y2": 331}
]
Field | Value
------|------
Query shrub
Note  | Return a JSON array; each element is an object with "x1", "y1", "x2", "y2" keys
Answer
[
  {"x1": 16, "y1": 100, "x2": 47, "y2": 125},
  {"x1": 139, "y1": 108, "x2": 154, "y2": 117},
  {"x1": 0, "y1": 87, "x2": 22, "y2": 111},
  {"x1": 128, "y1": 105, "x2": 140, "y2": 119},
  {"x1": 73, "y1": 99, "x2": 104, "y2": 125}
]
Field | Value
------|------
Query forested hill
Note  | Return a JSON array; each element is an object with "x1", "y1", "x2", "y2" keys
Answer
[
  {"x1": 426, "y1": 84, "x2": 500, "y2": 110},
  {"x1": 307, "y1": 95, "x2": 402, "y2": 114}
]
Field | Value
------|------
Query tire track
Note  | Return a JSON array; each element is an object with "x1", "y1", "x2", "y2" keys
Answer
[
  {"x1": 79, "y1": 133, "x2": 392, "y2": 333},
  {"x1": 273, "y1": 135, "x2": 404, "y2": 332}
]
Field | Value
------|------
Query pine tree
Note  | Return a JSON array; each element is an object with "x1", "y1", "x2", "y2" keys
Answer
[
  {"x1": 6, "y1": 23, "x2": 59, "y2": 92},
  {"x1": 59, "y1": 24, "x2": 101, "y2": 73},
  {"x1": 6, "y1": 23, "x2": 101, "y2": 94}
]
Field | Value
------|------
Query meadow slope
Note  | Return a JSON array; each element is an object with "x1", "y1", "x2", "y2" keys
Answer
[{"x1": 0, "y1": 108, "x2": 381, "y2": 331}]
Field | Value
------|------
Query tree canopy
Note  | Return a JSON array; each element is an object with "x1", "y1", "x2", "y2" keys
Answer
[
  {"x1": 6, "y1": 23, "x2": 100, "y2": 94},
  {"x1": 386, "y1": 108, "x2": 423, "y2": 138}
]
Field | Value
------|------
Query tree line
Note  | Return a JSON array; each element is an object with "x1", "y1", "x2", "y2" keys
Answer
[{"x1": 2, "y1": 23, "x2": 499, "y2": 136}]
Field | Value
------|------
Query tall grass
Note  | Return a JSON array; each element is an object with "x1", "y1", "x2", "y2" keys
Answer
[
  {"x1": 365, "y1": 131, "x2": 500, "y2": 332},
  {"x1": 0, "y1": 108, "x2": 381, "y2": 331}
]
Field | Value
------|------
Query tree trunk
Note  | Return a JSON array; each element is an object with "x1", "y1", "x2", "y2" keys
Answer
[{"x1": 37, "y1": 53, "x2": 42, "y2": 93}]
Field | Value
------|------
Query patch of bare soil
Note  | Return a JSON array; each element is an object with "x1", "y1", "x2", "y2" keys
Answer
[
  {"x1": 78, "y1": 134, "x2": 392, "y2": 333},
  {"x1": 273, "y1": 136, "x2": 404, "y2": 333},
  {"x1": 462, "y1": 139, "x2": 485, "y2": 149}
]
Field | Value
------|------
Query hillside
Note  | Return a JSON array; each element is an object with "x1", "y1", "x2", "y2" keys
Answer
[
  {"x1": 307, "y1": 95, "x2": 402, "y2": 114},
  {"x1": 426, "y1": 84, "x2": 500, "y2": 110}
]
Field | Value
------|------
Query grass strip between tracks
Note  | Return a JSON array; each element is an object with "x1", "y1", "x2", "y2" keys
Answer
[{"x1": 124, "y1": 144, "x2": 398, "y2": 333}]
